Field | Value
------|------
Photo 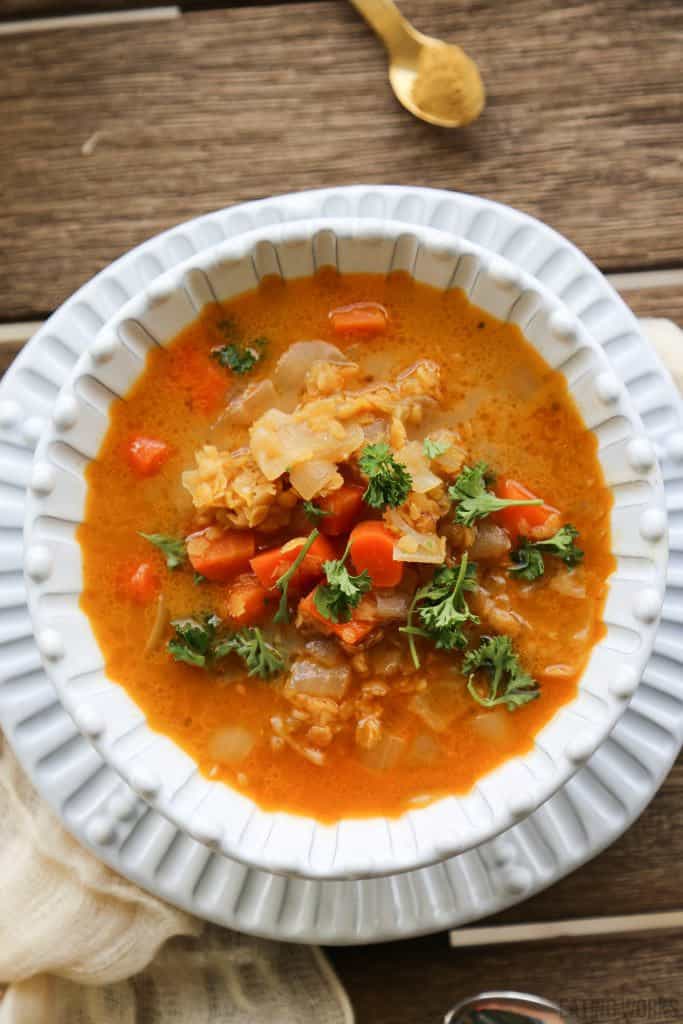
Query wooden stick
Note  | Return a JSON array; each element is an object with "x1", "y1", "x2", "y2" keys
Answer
[
  {"x1": 449, "y1": 909, "x2": 683, "y2": 948},
  {"x1": 0, "y1": 7, "x2": 180, "y2": 37}
]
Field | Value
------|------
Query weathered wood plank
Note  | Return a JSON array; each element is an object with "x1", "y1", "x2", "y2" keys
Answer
[
  {"x1": 620, "y1": 284, "x2": 683, "y2": 327},
  {"x1": 329, "y1": 928, "x2": 683, "y2": 1024},
  {"x1": 1, "y1": 0, "x2": 681, "y2": 319}
]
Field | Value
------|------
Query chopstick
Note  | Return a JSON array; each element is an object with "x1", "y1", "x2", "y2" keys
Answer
[
  {"x1": 0, "y1": 7, "x2": 180, "y2": 37},
  {"x1": 449, "y1": 910, "x2": 683, "y2": 948}
]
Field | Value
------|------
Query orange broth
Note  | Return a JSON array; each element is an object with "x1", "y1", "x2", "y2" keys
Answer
[{"x1": 78, "y1": 271, "x2": 615, "y2": 821}]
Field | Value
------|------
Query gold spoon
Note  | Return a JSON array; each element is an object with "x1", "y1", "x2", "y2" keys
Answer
[{"x1": 349, "y1": 0, "x2": 484, "y2": 128}]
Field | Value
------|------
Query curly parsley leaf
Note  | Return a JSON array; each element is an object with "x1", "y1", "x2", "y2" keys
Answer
[
  {"x1": 139, "y1": 532, "x2": 186, "y2": 570},
  {"x1": 273, "y1": 529, "x2": 319, "y2": 625},
  {"x1": 423, "y1": 437, "x2": 449, "y2": 460},
  {"x1": 167, "y1": 614, "x2": 220, "y2": 668},
  {"x1": 510, "y1": 525, "x2": 583, "y2": 581},
  {"x1": 359, "y1": 443, "x2": 412, "y2": 510},
  {"x1": 302, "y1": 500, "x2": 330, "y2": 523},
  {"x1": 463, "y1": 635, "x2": 539, "y2": 711},
  {"x1": 314, "y1": 541, "x2": 371, "y2": 624},
  {"x1": 211, "y1": 337, "x2": 268, "y2": 376},
  {"x1": 168, "y1": 615, "x2": 283, "y2": 679},
  {"x1": 400, "y1": 554, "x2": 479, "y2": 668},
  {"x1": 449, "y1": 463, "x2": 544, "y2": 528},
  {"x1": 214, "y1": 627, "x2": 284, "y2": 678}
]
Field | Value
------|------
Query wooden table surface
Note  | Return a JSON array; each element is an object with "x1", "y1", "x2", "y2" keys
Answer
[{"x1": 2, "y1": 1, "x2": 682, "y2": 1020}]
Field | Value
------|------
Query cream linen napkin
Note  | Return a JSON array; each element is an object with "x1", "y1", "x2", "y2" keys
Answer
[
  {"x1": 0, "y1": 733, "x2": 352, "y2": 1024},
  {"x1": 0, "y1": 318, "x2": 679, "y2": 1024}
]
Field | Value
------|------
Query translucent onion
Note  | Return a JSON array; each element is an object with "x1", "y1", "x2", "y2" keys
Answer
[
  {"x1": 373, "y1": 590, "x2": 411, "y2": 620},
  {"x1": 144, "y1": 594, "x2": 169, "y2": 655},
  {"x1": 273, "y1": 340, "x2": 347, "y2": 393},
  {"x1": 358, "y1": 732, "x2": 406, "y2": 772},
  {"x1": 468, "y1": 522, "x2": 511, "y2": 561},
  {"x1": 395, "y1": 441, "x2": 441, "y2": 494},
  {"x1": 208, "y1": 726, "x2": 255, "y2": 764},
  {"x1": 286, "y1": 658, "x2": 351, "y2": 699},
  {"x1": 227, "y1": 379, "x2": 279, "y2": 426},
  {"x1": 386, "y1": 509, "x2": 446, "y2": 565}
]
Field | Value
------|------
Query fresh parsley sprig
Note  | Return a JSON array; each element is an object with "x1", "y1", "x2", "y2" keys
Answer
[
  {"x1": 273, "y1": 529, "x2": 320, "y2": 624},
  {"x1": 214, "y1": 628, "x2": 284, "y2": 678},
  {"x1": 400, "y1": 554, "x2": 479, "y2": 669},
  {"x1": 167, "y1": 615, "x2": 283, "y2": 679},
  {"x1": 211, "y1": 337, "x2": 268, "y2": 376},
  {"x1": 509, "y1": 524, "x2": 584, "y2": 581},
  {"x1": 449, "y1": 463, "x2": 543, "y2": 527},
  {"x1": 463, "y1": 635, "x2": 539, "y2": 711},
  {"x1": 168, "y1": 614, "x2": 221, "y2": 667},
  {"x1": 302, "y1": 500, "x2": 331, "y2": 523},
  {"x1": 314, "y1": 541, "x2": 371, "y2": 624},
  {"x1": 423, "y1": 437, "x2": 449, "y2": 460},
  {"x1": 359, "y1": 442, "x2": 413, "y2": 510},
  {"x1": 139, "y1": 532, "x2": 186, "y2": 570}
]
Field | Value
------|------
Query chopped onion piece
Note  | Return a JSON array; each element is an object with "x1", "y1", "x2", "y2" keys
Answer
[
  {"x1": 549, "y1": 571, "x2": 586, "y2": 599},
  {"x1": 358, "y1": 732, "x2": 406, "y2": 772},
  {"x1": 289, "y1": 459, "x2": 340, "y2": 501},
  {"x1": 386, "y1": 509, "x2": 446, "y2": 564},
  {"x1": 286, "y1": 658, "x2": 351, "y2": 699},
  {"x1": 304, "y1": 638, "x2": 345, "y2": 667},
  {"x1": 395, "y1": 441, "x2": 442, "y2": 494},
  {"x1": 273, "y1": 341, "x2": 347, "y2": 393},
  {"x1": 373, "y1": 590, "x2": 411, "y2": 620},
  {"x1": 144, "y1": 594, "x2": 169, "y2": 655},
  {"x1": 472, "y1": 709, "x2": 512, "y2": 743},
  {"x1": 208, "y1": 726, "x2": 255, "y2": 764},
  {"x1": 469, "y1": 522, "x2": 511, "y2": 561},
  {"x1": 227, "y1": 379, "x2": 279, "y2": 426}
]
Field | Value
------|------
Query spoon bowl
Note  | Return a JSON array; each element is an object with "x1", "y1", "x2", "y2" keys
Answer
[
  {"x1": 349, "y1": 0, "x2": 484, "y2": 127},
  {"x1": 445, "y1": 991, "x2": 575, "y2": 1024}
]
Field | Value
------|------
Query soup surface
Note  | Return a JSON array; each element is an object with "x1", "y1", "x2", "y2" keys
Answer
[{"x1": 79, "y1": 271, "x2": 615, "y2": 821}]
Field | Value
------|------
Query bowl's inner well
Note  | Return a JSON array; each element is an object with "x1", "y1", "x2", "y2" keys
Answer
[{"x1": 77, "y1": 269, "x2": 615, "y2": 823}]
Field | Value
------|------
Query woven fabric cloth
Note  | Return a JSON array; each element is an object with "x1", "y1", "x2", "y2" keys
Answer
[{"x1": 0, "y1": 737, "x2": 351, "y2": 1024}]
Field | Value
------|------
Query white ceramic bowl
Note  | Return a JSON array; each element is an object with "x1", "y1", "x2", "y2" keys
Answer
[{"x1": 23, "y1": 218, "x2": 668, "y2": 880}]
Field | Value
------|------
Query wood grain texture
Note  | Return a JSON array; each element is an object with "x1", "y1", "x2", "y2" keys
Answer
[
  {"x1": 1, "y1": 0, "x2": 682, "y2": 319},
  {"x1": 329, "y1": 929, "x2": 682, "y2": 1024},
  {"x1": 621, "y1": 285, "x2": 683, "y2": 326}
]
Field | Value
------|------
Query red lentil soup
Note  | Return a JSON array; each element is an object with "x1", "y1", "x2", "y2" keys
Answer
[{"x1": 78, "y1": 271, "x2": 615, "y2": 822}]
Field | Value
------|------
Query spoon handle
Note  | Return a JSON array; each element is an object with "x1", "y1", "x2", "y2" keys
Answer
[{"x1": 348, "y1": 0, "x2": 417, "y2": 53}]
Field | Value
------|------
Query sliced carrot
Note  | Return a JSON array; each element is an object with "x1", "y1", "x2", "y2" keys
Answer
[
  {"x1": 126, "y1": 437, "x2": 171, "y2": 478},
  {"x1": 298, "y1": 589, "x2": 375, "y2": 646},
  {"x1": 222, "y1": 574, "x2": 271, "y2": 626},
  {"x1": 329, "y1": 302, "x2": 388, "y2": 337},
  {"x1": 349, "y1": 520, "x2": 403, "y2": 587},
  {"x1": 317, "y1": 484, "x2": 365, "y2": 536},
  {"x1": 250, "y1": 534, "x2": 336, "y2": 591},
  {"x1": 494, "y1": 479, "x2": 557, "y2": 539},
  {"x1": 124, "y1": 562, "x2": 159, "y2": 604},
  {"x1": 187, "y1": 529, "x2": 255, "y2": 582}
]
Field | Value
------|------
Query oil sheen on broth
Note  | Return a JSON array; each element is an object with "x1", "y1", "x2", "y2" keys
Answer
[{"x1": 78, "y1": 271, "x2": 614, "y2": 822}]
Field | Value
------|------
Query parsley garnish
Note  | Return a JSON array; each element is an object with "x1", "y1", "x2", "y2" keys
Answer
[
  {"x1": 273, "y1": 529, "x2": 319, "y2": 625},
  {"x1": 510, "y1": 525, "x2": 583, "y2": 581},
  {"x1": 423, "y1": 437, "x2": 449, "y2": 460},
  {"x1": 193, "y1": 571, "x2": 208, "y2": 586},
  {"x1": 463, "y1": 635, "x2": 539, "y2": 711},
  {"x1": 214, "y1": 627, "x2": 284, "y2": 678},
  {"x1": 449, "y1": 463, "x2": 543, "y2": 528},
  {"x1": 302, "y1": 500, "x2": 330, "y2": 523},
  {"x1": 400, "y1": 554, "x2": 479, "y2": 669},
  {"x1": 211, "y1": 337, "x2": 268, "y2": 376},
  {"x1": 314, "y1": 541, "x2": 371, "y2": 623},
  {"x1": 359, "y1": 443, "x2": 412, "y2": 510},
  {"x1": 139, "y1": 532, "x2": 186, "y2": 570},
  {"x1": 168, "y1": 615, "x2": 283, "y2": 679},
  {"x1": 167, "y1": 614, "x2": 220, "y2": 668}
]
